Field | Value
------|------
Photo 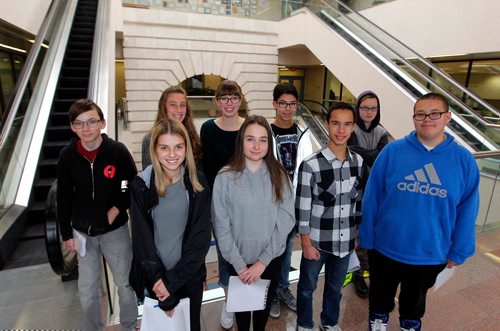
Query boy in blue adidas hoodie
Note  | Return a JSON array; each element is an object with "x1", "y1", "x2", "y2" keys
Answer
[{"x1": 359, "y1": 93, "x2": 479, "y2": 331}]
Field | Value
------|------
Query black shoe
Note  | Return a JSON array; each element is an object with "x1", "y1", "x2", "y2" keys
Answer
[{"x1": 352, "y1": 273, "x2": 369, "y2": 298}]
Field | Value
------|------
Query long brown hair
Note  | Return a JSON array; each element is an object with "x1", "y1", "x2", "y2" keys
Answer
[
  {"x1": 149, "y1": 119, "x2": 203, "y2": 197},
  {"x1": 156, "y1": 86, "x2": 202, "y2": 162},
  {"x1": 226, "y1": 115, "x2": 291, "y2": 203}
]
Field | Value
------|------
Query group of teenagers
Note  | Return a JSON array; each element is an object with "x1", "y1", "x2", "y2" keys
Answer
[{"x1": 57, "y1": 78, "x2": 480, "y2": 331}]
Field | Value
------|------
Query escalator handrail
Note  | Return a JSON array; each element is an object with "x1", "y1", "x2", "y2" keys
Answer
[
  {"x1": 322, "y1": 0, "x2": 499, "y2": 119},
  {"x1": 0, "y1": 0, "x2": 57, "y2": 151},
  {"x1": 45, "y1": 181, "x2": 77, "y2": 275},
  {"x1": 316, "y1": 4, "x2": 498, "y2": 130},
  {"x1": 298, "y1": 102, "x2": 329, "y2": 138},
  {"x1": 88, "y1": 0, "x2": 110, "y2": 108}
]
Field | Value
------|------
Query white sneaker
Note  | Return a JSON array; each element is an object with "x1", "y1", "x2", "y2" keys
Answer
[
  {"x1": 219, "y1": 302, "x2": 234, "y2": 329},
  {"x1": 297, "y1": 326, "x2": 314, "y2": 331},
  {"x1": 270, "y1": 294, "x2": 280, "y2": 318},
  {"x1": 371, "y1": 319, "x2": 387, "y2": 331},
  {"x1": 320, "y1": 324, "x2": 342, "y2": 331}
]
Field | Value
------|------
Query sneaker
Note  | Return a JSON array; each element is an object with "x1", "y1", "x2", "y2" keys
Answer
[
  {"x1": 297, "y1": 326, "x2": 314, "y2": 331},
  {"x1": 219, "y1": 302, "x2": 234, "y2": 329},
  {"x1": 400, "y1": 318, "x2": 421, "y2": 331},
  {"x1": 352, "y1": 273, "x2": 369, "y2": 298},
  {"x1": 369, "y1": 312, "x2": 389, "y2": 331},
  {"x1": 320, "y1": 324, "x2": 341, "y2": 331},
  {"x1": 277, "y1": 287, "x2": 297, "y2": 311},
  {"x1": 370, "y1": 319, "x2": 387, "y2": 331},
  {"x1": 270, "y1": 294, "x2": 280, "y2": 318}
]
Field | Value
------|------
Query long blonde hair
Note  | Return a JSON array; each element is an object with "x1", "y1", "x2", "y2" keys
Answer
[{"x1": 149, "y1": 119, "x2": 203, "y2": 196}]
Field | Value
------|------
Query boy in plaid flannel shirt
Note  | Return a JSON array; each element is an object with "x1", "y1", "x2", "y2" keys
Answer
[{"x1": 295, "y1": 102, "x2": 368, "y2": 331}]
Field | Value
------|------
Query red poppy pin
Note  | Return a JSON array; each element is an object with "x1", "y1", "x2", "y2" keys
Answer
[{"x1": 104, "y1": 165, "x2": 116, "y2": 178}]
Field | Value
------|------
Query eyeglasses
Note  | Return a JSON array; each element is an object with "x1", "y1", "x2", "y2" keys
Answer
[
  {"x1": 359, "y1": 106, "x2": 378, "y2": 112},
  {"x1": 277, "y1": 101, "x2": 298, "y2": 110},
  {"x1": 218, "y1": 96, "x2": 241, "y2": 104},
  {"x1": 72, "y1": 118, "x2": 101, "y2": 129},
  {"x1": 413, "y1": 112, "x2": 448, "y2": 121}
]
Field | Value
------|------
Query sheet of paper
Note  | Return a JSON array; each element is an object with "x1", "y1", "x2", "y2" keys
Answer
[
  {"x1": 226, "y1": 276, "x2": 271, "y2": 313},
  {"x1": 141, "y1": 297, "x2": 190, "y2": 331},
  {"x1": 72, "y1": 229, "x2": 86, "y2": 257},
  {"x1": 433, "y1": 267, "x2": 455, "y2": 292},
  {"x1": 347, "y1": 251, "x2": 360, "y2": 273}
]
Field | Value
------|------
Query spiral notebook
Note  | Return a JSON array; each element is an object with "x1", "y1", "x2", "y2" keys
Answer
[{"x1": 226, "y1": 276, "x2": 271, "y2": 313}]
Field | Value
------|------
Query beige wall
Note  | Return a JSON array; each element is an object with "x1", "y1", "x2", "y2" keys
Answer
[
  {"x1": 278, "y1": 9, "x2": 416, "y2": 139},
  {"x1": 360, "y1": 0, "x2": 500, "y2": 57},
  {"x1": 303, "y1": 67, "x2": 324, "y2": 103},
  {"x1": 0, "y1": 0, "x2": 51, "y2": 34},
  {"x1": 119, "y1": 7, "x2": 279, "y2": 164}
]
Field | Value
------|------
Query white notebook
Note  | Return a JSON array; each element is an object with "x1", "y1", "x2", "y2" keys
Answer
[
  {"x1": 141, "y1": 297, "x2": 190, "y2": 331},
  {"x1": 226, "y1": 276, "x2": 271, "y2": 313}
]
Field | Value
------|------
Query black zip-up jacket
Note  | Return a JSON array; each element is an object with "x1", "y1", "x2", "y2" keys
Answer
[
  {"x1": 129, "y1": 166, "x2": 211, "y2": 311},
  {"x1": 57, "y1": 134, "x2": 137, "y2": 241}
]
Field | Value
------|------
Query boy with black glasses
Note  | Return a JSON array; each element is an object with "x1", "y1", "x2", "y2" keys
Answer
[
  {"x1": 57, "y1": 99, "x2": 138, "y2": 331},
  {"x1": 268, "y1": 83, "x2": 315, "y2": 319},
  {"x1": 359, "y1": 93, "x2": 480, "y2": 331}
]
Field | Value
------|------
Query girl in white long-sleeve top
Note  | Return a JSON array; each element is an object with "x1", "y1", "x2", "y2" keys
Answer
[{"x1": 212, "y1": 115, "x2": 295, "y2": 331}]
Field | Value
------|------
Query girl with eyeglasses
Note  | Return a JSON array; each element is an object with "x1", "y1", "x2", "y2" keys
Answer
[
  {"x1": 199, "y1": 79, "x2": 245, "y2": 329},
  {"x1": 212, "y1": 115, "x2": 295, "y2": 331},
  {"x1": 347, "y1": 91, "x2": 389, "y2": 300}
]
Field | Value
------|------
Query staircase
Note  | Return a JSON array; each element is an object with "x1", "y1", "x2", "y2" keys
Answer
[{"x1": 6, "y1": 0, "x2": 99, "y2": 268}]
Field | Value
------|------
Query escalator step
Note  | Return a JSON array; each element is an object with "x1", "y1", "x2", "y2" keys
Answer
[
  {"x1": 57, "y1": 88, "x2": 87, "y2": 100},
  {"x1": 59, "y1": 77, "x2": 89, "y2": 88},
  {"x1": 64, "y1": 58, "x2": 91, "y2": 67},
  {"x1": 46, "y1": 126, "x2": 75, "y2": 142},
  {"x1": 53, "y1": 100, "x2": 76, "y2": 112},
  {"x1": 61, "y1": 67, "x2": 89, "y2": 78},
  {"x1": 65, "y1": 50, "x2": 92, "y2": 59}
]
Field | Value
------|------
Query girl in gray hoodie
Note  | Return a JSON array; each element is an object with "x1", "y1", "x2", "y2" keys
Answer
[{"x1": 212, "y1": 115, "x2": 295, "y2": 331}]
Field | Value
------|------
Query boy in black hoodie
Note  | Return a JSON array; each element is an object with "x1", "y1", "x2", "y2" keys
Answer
[
  {"x1": 348, "y1": 91, "x2": 389, "y2": 298},
  {"x1": 57, "y1": 99, "x2": 138, "y2": 331}
]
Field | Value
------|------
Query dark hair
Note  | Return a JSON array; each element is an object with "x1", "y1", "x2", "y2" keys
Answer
[
  {"x1": 326, "y1": 102, "x2": 355, "y2": 122},
  {"x1": 226, "y1": 115, "x2": 291, "y2": 203},
  {"x1": 414, "y1": 93, "x2": 449, "y2": 112},
  {"x1": 358, "y1": 92, "x2": 378, "y2": 106},
  {"x1": 273, "y1": 83, "x2": 298, "y2": 101},
  {"x1": 215, "y1": 80, "x2": 243, "y2": 99},
  {"x1": 68, "y1": 99, "x2": 104, "y2": 123},
  {"x1": 155, "y1": 86, "x2": 202, "y2": 163}
]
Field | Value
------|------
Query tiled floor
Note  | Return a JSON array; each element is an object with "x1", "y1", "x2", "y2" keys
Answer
[{"x1": 1, "y1": 229, "x2": 499, "y2": 330}]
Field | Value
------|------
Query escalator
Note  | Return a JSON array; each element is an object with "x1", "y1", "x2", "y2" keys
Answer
[
  {"x1": 0, "y1": 0, "x2": 99, "y2": 270},
  {"x1": 32, "y1": 0, "x2": 98, "y2": 269},
  {"x1": 284, "y1": 0, "x2": 499, "y2": 152}
]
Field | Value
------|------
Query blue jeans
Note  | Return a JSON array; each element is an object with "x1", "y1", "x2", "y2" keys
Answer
[
  {"x1": 297, "y1": 250, "x2": 350, "y2": 328},
  {"x1": 77, "y1": 224, "x2": 138, "y2": 331},
  {"x1": 215, "y1": 243, "x2": 230, "y2": 288},
  {"x1": 278, "y1": 228, "x2": 296, "y2": 289}
]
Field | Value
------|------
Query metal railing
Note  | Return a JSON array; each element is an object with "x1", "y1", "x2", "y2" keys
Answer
[{"x1": 294, "y1": 0, "x2": 499, "y2": 151}]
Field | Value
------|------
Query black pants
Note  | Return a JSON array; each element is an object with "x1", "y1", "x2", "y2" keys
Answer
[
  {"x1": 354, "y1": 246, "x2": 369, "y2": 275},
  {"x1": 228, "y1": 257, "x2": 281, "y2": 331},
  {"x1": 368, "y1": 249, "x2": 446, "y2": 320}
]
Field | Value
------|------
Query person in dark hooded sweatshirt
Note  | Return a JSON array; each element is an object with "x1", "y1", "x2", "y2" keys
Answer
[
  {"x1": 349, "y1": 91, "x2": 389, "y2": 167},
  {"x1": 347, "y1": 91, "x2": 389, "y2": 299}
]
